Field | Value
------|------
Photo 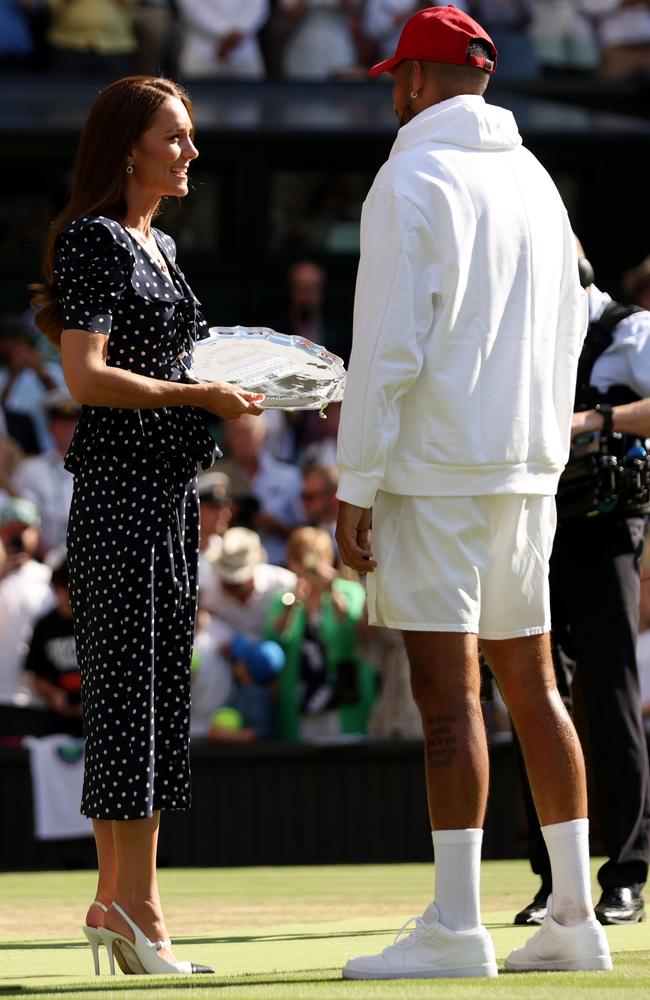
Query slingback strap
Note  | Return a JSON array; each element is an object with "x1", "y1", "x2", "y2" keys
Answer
[
  {"x1": 90, "y1": 900, "x2": 109, "y2": 912},
  {"x1": 111, "y1": 902, "x2": 171, "y2": 951}
]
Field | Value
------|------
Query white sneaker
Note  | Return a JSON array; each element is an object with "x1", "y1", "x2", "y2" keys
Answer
[
  {"x1": 342, "y1": 904, "x2": 498, "y2": 980},
  {"x1": 505, "y1": 895, "x2": 613, "y2": 972}
]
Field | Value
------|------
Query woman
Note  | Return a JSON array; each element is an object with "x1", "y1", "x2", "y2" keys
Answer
[
  {"x1": 32, "y1": 75, "x2": 263, "y2": 976},
  {"x1": 266, "y1": 526, "x2": 375, "y2": 741}
]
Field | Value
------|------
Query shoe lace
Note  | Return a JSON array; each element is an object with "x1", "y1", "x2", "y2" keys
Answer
[{"x1": 393, "y1": 915, "x2": 429, "y2": 947}]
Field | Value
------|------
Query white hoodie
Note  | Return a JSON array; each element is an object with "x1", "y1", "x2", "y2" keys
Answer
[{"x1": 337, "y1": 94, "x2": 586, "y2": 508}]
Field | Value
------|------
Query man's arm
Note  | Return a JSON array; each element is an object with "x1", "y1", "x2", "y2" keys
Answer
[
  {"x1": 572, "y1": 398, "x2": 650, "y2": 438},
  {"x1": 336, "y1": 188, "x2": 436, "y2": 509}
]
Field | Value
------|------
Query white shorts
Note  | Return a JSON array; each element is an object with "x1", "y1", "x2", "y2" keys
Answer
[{"x1": 367, "y1": 493, "x2": 556, "y2": 639}]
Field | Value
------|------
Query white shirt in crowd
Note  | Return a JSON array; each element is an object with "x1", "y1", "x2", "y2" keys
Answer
[
  {"x1": 588, "y1": 285, "x2": 650, "y2": 398},
  {"x1": 0, "y1": 363, "x2": 66, "y2": 453},
  {"x1": 579, "y1": 0, "x2": 650, "y2": 46},
  {"x1": 280, "y1": 0, "x2": 358, "y2": 80},
  {"x1": 249, "y1": 451, "x2": 304, "y2": 566},
  {"x1": 176, "y1": 0, "x2": 269, "y2": 78},
  {"x1": 365, "y1": 1, "x2": 468, "y2": 60},
  {"x1": 0, "y1": 560, "x2": 53, "y2": 707},
  {"x1": 190, "y1": 615, "x2": 234, "y2": 738},
  {"x1": 337, "y1": 95, "x2": 585, "y2": 509},
  {"x1": 11, "y1": 451, "x2": 74, "y2": 551},
  {"x1": 201, "y1": 562, "x2": 296, "y2": 637}
]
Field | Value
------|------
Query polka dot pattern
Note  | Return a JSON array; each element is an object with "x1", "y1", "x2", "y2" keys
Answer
[
  {"x1": 68, "y1": 451, "x2": 200, "y2": 820},
  {"x1": 54, "y1": 214, "x2": 221, "y2": 821},
  {"x1": 54, "y1": 215, "x2": 219, "y2": 475}
]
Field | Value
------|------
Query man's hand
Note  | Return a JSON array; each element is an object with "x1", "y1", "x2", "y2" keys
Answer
[{"x1": 336, "y1": 501, "x2": 376, "y2": 573}]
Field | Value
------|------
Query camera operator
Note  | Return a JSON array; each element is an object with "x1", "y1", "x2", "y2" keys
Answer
[{"x1": 515, "y1": 251, "x2": 650, "y2": 927}]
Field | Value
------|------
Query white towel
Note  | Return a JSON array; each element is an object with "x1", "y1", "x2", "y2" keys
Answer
[{"x1": 25, "y1": 735, "x2": 93, "y2": 840}]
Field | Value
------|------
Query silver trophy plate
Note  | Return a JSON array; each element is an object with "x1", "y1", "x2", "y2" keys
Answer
[{"x1": 182, "y1": 326, "x2": 347, "y2": 412}]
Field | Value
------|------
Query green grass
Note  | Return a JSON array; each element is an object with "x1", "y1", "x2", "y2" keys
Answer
[{"x1": 0, "y1": 861, "x2": 647, "y2": 998}]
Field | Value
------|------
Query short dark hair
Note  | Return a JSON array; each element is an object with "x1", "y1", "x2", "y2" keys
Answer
[{"x1": 427, "y1": 38, "x2": 493, "y2": 98}]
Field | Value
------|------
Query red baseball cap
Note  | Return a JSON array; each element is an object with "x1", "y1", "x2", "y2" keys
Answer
[{"x1": 369, "y1": 5, "x2": 498, "y2": 77}]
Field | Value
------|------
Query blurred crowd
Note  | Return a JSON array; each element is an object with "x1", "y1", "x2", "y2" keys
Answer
[
  {"x1": 2, "y1": 251, "x2": 650, "y2": 748},
  {"x1": 2, "y1": 1, "x2": 650, "y2": 82},
  {"x1": 0, "y1": 257, "x2": 425, "y2": 747}
]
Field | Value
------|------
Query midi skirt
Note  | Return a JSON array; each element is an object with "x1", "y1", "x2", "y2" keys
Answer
[{"x1": 67, "y1": 449, "x2": 200, "y2": 820}]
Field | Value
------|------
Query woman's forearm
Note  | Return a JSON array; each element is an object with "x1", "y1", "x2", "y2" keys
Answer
[
  {"x1": 61, "y1": 329, "x2": 263, "y2": 420},
  {"x1": 67, "y1": 359, "x2": 204, "y2": 410}
]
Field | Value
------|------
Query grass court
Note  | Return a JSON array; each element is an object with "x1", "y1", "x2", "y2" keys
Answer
[{"x1": 0, "y1": 860, "x2": 648, "y2": 999}]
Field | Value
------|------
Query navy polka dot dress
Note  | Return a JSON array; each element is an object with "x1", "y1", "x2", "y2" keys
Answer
[{"x1": 54, "y1": 215, "x2": 220, "y2": 820}]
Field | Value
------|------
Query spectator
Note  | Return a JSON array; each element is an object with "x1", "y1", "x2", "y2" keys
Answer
[
  {"x1": 215, "y1": 634, "x2": 284, "y2": 739},
  {"x1": 190, "y1": 611, "x2": 236, "y2": 737},
  {"x1": 280, "y1": 0, "x2": 359, "y2": 80},
  {"x1": 624, "y1": 256, "x2": 650, "y2": 311},
  {"x1": 301, "y1": 461, "x2": 339, "y2": 549},
  {"x1": 219, "y1": 413, "x2": 304, "y2": 566},
  {"x1": 274, "y1": 259, "x2": 349, "y2": 362},
  {"x1": 470, "y1": 1, "x2": 540, "y2": 78},
  {"x1": 23, "y1": 555, "x2": 82, "y2": 737},
  {"x1": 532, "y1": 0, "x2": 599, "y2": 73},
  {"x1": 196, "y1": 470, "x2": 232, "y2": 613},
  {"x1": 176, "y1": 0, "x2": 269, "y2": 78},
  {"x1": 202, "y1": 525, "x2": 296, "y2": 633},
  {"x1": 0, "y1": 318, "x2": 65, "y2": 454},
  {"x1": 580, "y1": 0, "x2": 650, "y2": 78},
  {"x1": 0, "y1": 498, "x2": 53, "y2": 737},
  {"x1": 11, "y1": 389, "x2": 79, "y2": 552},
  {"x1": 46, "y1": 0, "x2": 137, "y2": 76},
  {"x1": 132, "y1": 0, "x2": 174, "y2": 75},
  {"x1": 192, "y1": 621, "x2": 284, "y2": 742},
  {"x1": 266, "y1": 526, "x2": 374, "y2": 741},
  {"x1": 365, "y1": 2, "x2": 469, "y2": 61}
]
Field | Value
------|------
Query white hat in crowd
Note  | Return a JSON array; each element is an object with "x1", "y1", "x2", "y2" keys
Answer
[{"x1": 212, "y1": 527, "x2": 265, "y2": 584}]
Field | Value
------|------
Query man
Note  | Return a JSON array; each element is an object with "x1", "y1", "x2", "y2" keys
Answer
[
  {"x1": 273, "y1": 260, "x2": 349, "y2": 363},
  {"x1": 515, "y1": 262, "x2": 650, "y2": 927},
  {"x1": 201, "y1": 526, "x2": 296, "y2": 635},
  {"x1": 335, "y1": 5, "x2": 611, "y2": 978}
]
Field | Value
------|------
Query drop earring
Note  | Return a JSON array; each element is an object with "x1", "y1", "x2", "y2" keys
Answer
[{"x1": 126, "y1": 163, "x2": 134, "y2": 175}]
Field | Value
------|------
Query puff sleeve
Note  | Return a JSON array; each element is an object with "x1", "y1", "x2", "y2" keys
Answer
[{"x1": 54, "y1": 221, "x2": 131, "y2": 335}]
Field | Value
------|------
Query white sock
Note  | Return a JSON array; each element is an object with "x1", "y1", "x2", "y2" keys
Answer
[
  {"x1": 431, "y1": 828, "x2": 483, "y2": 931},
  {"x1": 541, "y1": 818, "x2": 593, "y2": 925}
]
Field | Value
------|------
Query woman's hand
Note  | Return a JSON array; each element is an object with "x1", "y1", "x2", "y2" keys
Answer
[{"x1": 188, "y1": 381, "x2": 265, "y2": 421}]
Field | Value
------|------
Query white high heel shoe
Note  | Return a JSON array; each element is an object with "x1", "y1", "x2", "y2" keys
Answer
[
  {"x1": 82, "y1": 900, "x2": 108, "y2": 975},
  {"x1": 98, "y1": 902, "x2": 214, "y2": 976}
]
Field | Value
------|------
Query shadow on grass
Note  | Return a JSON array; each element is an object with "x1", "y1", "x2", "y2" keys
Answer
[
  {"x1": 0, "y1": 927, "x2": 396, "y2": 951},
  {"x1": 0, "y1": 969, "x2": 342, "y2": 996}
]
